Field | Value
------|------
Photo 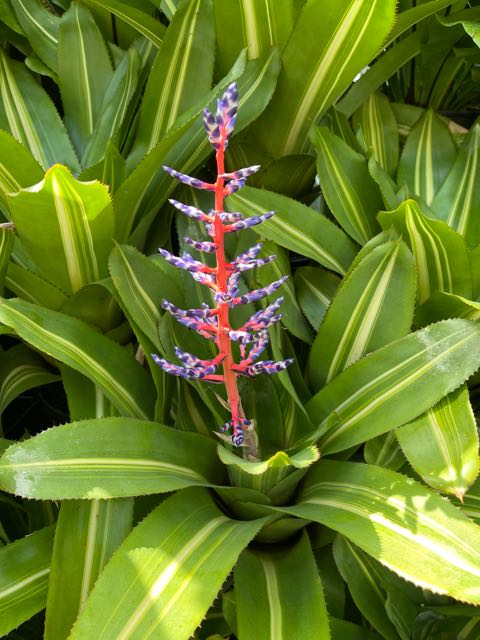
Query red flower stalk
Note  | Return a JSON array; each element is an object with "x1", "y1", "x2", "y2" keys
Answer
[{"x1": 153, "y1": 83, "x2": 293, "y2": 453}]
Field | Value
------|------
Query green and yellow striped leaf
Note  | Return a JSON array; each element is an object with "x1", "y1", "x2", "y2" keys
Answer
[
  {"x1": 282, "y1": 460, "x2": 480, "y2": 604},
  {"x1": 306, "y1": 319, "x2": 480, "y2": 454},
  {"x1": 0, "y1": 298, "x2": 155, "y2": 419},
  {"x1": 311, "y1": 126, "x2": 383, "y2": 245},
  {"x1": 83, "y1": 0, "x2": 165, "y2": 47},
  {"x1": 364, "y1": 431, "x2": 405, "y2": 472},
  {"x1": 415, "y1": 291, "x2": 480, "y2": 328},
  {"x1": 353, "y1": 92, "x2": 399, "y2": 177},
  {"x1": 235, "y1": 531, "x2": 329, "y2": 640},
  {"x1": 228, "y1": 185, "x2": 356, "y2": 275},
  {"x1": 0, "y1": 50, "x2": 80, "y2": 171},
  {"x1": 0, "y1": 129, "x2": 43, "y2": 216},
  {"x1": 307, "y1": 239, "x2": 416, "y2": 392},
  {"x1": 160, "y1": 0, "x2": 178, "y2": 20},
  {"x1": 69, "y1": 487, "x2": 264, "y2": 640},
  {"x1": 0, "y1": 417, "x2": 224, "y2": 499},
  {"x1": 45, "y1": 499, "x2": 133, "y2": 640},
  {"x1": 397, "y1": 110, "x2": 457, "y2": 206},
  {"x1": 431, "y1": 123, "x2": 480, "y2": 247},
  {"x1": 80, "y1": 141, "x2": 126, "y2": 195},
  {"x1": 0, "y1": 525, "x2": 54, "y2": 637},
  {"x1": 129, "y1": 0, "x2": 214, "y2": 166},
  {"x1": 12, "y1": 0, "x2": 59, "y2": 72},
  {"x1": 0, "y1": 226, "x2": 14, "y2": 295},
  {"x1": 58, "y1": 1, "x2": 113, "y2": 158},
  {"x1": 294, "y1": 267, "x2": 340, "y2": 332},
  {"x1": 255, "y1": 0, "x2": 396, "y2": 156},
  {"x1": 7, "y1": 164, "x2": 114, "y2": 294},
  {"x1": 330, "y1": 618, "x2": 382, "y2": 640},
  {"x1": 396, "y1": 385, "x2": 480, "y2": 500},
  {"x1": 379, "y1": 199, "x2": 472, "y2": 303},
  {"x1": 5, "y1": 263, "x2": 68, "y2": 310}
]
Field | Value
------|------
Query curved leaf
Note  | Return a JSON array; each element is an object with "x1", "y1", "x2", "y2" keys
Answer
[
  {"x1": 12, "y1": 0, "x2": 59, "y2": 72},
  {"x1": 295, "y1": 267, "x2": 340, "y2": 332},
  {"x1": 0, "y1": 417, "x2": 224, "y2": 499},
  {"x1": 83, "y1": 0, "x2": 165, "y2": 46}
]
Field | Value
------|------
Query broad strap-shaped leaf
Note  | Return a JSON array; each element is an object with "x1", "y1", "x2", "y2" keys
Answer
[
  {"x1": 69, "y1": 487, "x2": 264, "y2": 640},
  {"x1": 0, "y1": 226, "x2": 14, "y2": 295},
  {"x1": 128, "y1": 0, "x2": 214, "y2": 166},
  {"x1": 83, "y1": 0, "x2": 165, "y2": 47},
  {"x1": 44, "y1": 499, "x2": 133, "y2": 640},
  {"x1": 311, "y1": 125, "x2": 383, "y2": 244},
  {"x1": 228, "y1": 185, "x2": 356, "y2": 275},
  {"x1": 282, "y1": 460, "x2": 480, "y2": 604},
  {"x1": 12, "y1": 0, "x2": 60, "y2": 72},
  {"x1": 0, "y1": 50, "x2": 80, "y2": 171},
  {"x1": 0, "y1": 417, "x2": 224, "y2": 499},
  {"x1": 0, "y1": 525, "x2": 55, "y2": 637},
  {"x1": 306, "y1": 319, "x2": 480, "y2": 454},
  {"x1": 415, "y1": 291, "x2": 480, "y2": 328},
  {"x1": 388, "y1": 0, "x2": 459, "y2": 43},
  {"x1": 235, "y1": 531, "x2": 329, "y2": 639},
  {"x1": 0, "y1": 298, "x2": 155, "y2": 419},
  {"x1": 364, "y1": 431, "x2": 405, "y2": 472},
  {"x1": 8, "y1": 165, "x2": 114, "y2": 294},
  {"x1": 379, "y1": 199, "x2": 472, "y2": 303},
  {"x1": 307, "y1": 239, "x2": 415, "y2": 392},
  {"x1": 397, "y1": 109, "x2": 457, "y2": 206},
  {"x1": 0, "y1": 129, "x2": 43, "y2": 216},
  {"x1": 431, "y1": 123, "x2": 480, "y2": 247},
  {"x1": 58, "y1": 1, "x2": 113, "y2": 158},
  {"x1": 255, "y1": 0, "x2": 396, "y2": 156},
  {"x1": 353, "y1": 92, "x2": 399, "y2": 177},
  {"x1": 80, "y1": 141, "x2": 126, "y2": 194},
  {"x1": 396, "y1": 385, "x2": 480, "y2": 500},
  {"x1": 82, "y1": 46, "x2": 141, "y2": 168},
  {"x1": 5, "y1": 262, "x2": 68, "y2": 310},
  {"x1": 330, "y1": 618, "x2": 383, "y2": 640},
  {"x1": 0, "y1": 343, "x2": 59, "y2": 414},
  {"x1": 295, "y1": 267, "x2": 340, "y2": 332},
  {"x1": 333, "y1": 535, "x2": 401, "y2": 640}
]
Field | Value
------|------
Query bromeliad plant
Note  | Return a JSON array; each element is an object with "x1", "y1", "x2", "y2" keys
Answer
[{"x1": 153, "y1": 83, "x2": 292, "y2": 454}]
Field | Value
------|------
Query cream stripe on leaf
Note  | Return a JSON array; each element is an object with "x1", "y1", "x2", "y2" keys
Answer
[
  {"x1": 235, "y1": 532, "x2": 329, "y2": 639},
  {"x1": 0, "y1": 417, "x2": 224, "y2": 500},
  {"x1": 307, "y1": 240, "x2": 415, "y2": 392},
  {"x1": 305, "y1": 318, "x2": 480, "y2": 453},
  {"x1": 0, "y1": 130, "x2": 43, "y2": 214},
  {"x1": 12, "y1": 0, "x2": 59, "y2": 72},
  {"x1": 69, "y1": 488, "x2": 264, "y2": 640},
  {"x1": 282, "y1": 460, "x2": 480, "y2": 604},
  {"x1": 295, "y1": 267, "x2": 340, "y2": 332}
]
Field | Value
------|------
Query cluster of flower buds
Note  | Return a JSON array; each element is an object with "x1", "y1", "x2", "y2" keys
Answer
[{"x1": 152, "y1": 82, "x2": 293, "y2": 448}]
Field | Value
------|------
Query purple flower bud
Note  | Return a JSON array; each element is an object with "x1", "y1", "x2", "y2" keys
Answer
[
  {"x1": 158, "y1": 248, "x2": 208, "y2": 274},
  {"x1": 218, "y1": 211, "x2": 244, "y2": 223},
  {"x1": 168, "y1": 199, "x2": 211, "y2": 222},
  {"x1": 234, "y1": 243, "x2": 263, "y2": 263},
  {"x1": 234, "y1": 255, "x2": 277, "y2": 272},
  {"x1": 240, "y1": 358, "x2": 294, "y2": 377},
  {"x1": 163, "y1": 166, "x2": 215, "y2": 191},
  {"x1": 152, "y1": 353, "x2": 217, "y2": 380},
  {"x1": 219, "y1": 416, "x2": 251, "y2": 447},
  {"x1": 219, "y1": 165, "x2": 261, "y2": 180},
  {"x1": 233, "y1": 276, "x2": 288, "y2": 305},
  {"x1": 226, "y1": 211, "x2": 275, "y2": 232},
  {"x1": 223, "y1": 178, "x2": 246, "y2": 196},
  {"x1": 184, "y1": 237, "x2": 217, "y2": 253}
]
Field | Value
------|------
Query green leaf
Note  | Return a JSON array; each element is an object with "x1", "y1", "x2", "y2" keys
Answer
[
  {"x1": 0, "y1": 525, "x2": 55, "y2": 637},
  {"x1": 227, "y1": 186, "x2": 356, "y2": 276},
  {"x1": 396, "y1": 385, "x2": 480, "y2": 500},
  {"x1": 235, "y1": 531, "x2": 330, "y2": 639},
  {"x1": 255, "y1": 0, "x2": 396, "y2": 156},
  {"x1": 353, "y1": 92, "x2": 399, "y2": 177},
  {"x1": 397, "y1": 110, "x2": 457, "y2": 206},
  {"x1": 12, "y1": 0, "x2": 60, "y2": 72},
  {"x1": 364, "y1": 431, "x2": 405, "y2": 472},
  {"x1": 284, "y1": 460, "x2": 480, "y2": 604},
  {"x1": 311, "y1": 126, "x2": 383, "y2": 245},
  {"x1": 129, "y1": 0, "x2": 215, "y2": 166},
  {"x1": 307, "y1": 240, "x2": 416, "y2": 392},
  {"x1": 431, "y1": 123, "x2": 480, "y2": 247},
  {"x1": 0, "y1": 226, "x2": 14, "y2": 295},
  {"x1": 8, "y1": 165, "x2": 114, "y2": 294},
  {"x1": 389, "y1": 0, "x2": 459, "y2": 42},
  {"x1": 378, "y1": 199, "x2": 472, "y2": 303},
  {"x1": 5, "y1": 263, "x2": 68, "y2": 310},
  {"x1": 58, "y1": 1, "x2": 113, "y2": 158},
  {"x1": 69, "y1": 487, "x2": 264, "y2": 640},
  {"x1": 0, "y1": 50, "x2": 80, "y2": 171},
  {"x1": 415, "y1": 291, "x2": 480, "y2": 328},
  {"x1": 0, "y1": 417, "x2": 224, "y2": 499},
  {"x1": 306, "y1": 319, "x2": 480, "y2": 453},
  {"x1": 83, "y1": 0, "x2": 165, "y2": 47},
  {"x1": 333, "y1": 535, "x2": 400, "y2": 640},
  {"x1": 330, "y1": 618, "x2": 382, "y2": 640},
  {"x1": 44, "y1": 499, "x2": 133, "y2": 640},
  {"x1": 295, "y1": 267, "x2": 340, "y2": 332},
  {"x1": 0, "y1": 298, "x2": 155, "y2": 419}
]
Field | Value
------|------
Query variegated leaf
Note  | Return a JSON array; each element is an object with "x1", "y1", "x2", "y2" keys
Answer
[
  {"x1": 0, "y1": 129, "x2": 43, "y2": 216},
  {"x1": 396, "y1": 385, "x2": 480, "y2": 500},
  {"x1": 364, "y1": 431, "x2": 405, "y2": 472},
  {"x1": 69, "y1": 488, "x2": 264, "y2": 640},
  {"x1": 307, "y1": 239, "x2": 415, "y2": 392},
  {"x1": 5, "y1": 263, "x2": 68, "y2": 310},
  {"x1": 416, "y1": 291, "x2": 480, "y2": 328},
  {"x1": 235, "y1": 531, "x2": 329, "y2": 639},
  {"x1": 306, "y1": 319, "x2": 480, "y2": 454},
  {"x1": 0, "y1": 226, "x2": 14, "y2": 295},
  {"x1": 282, "y1": 460, "x2": 480, "y2": 604},
  {"x1": 294, "y1": 267, "x2": 340, "y2": 332},
  {"x1": 378, "y1": 199, "x2": 472, "y2": 303},
  {"x1": 12, "y1": 0, "x2": 60, "y2": 72},
  {"x1": 83, "y1": 0, "x2": 165, "y2": 46},
  {"x1": 7, "y1": 165, "x2": 114, "y2": 294}
]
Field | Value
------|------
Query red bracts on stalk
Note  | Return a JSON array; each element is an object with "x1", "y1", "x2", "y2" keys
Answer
[{"x1": 153, "y1": 83, "x2": 293, "y2": 448}]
